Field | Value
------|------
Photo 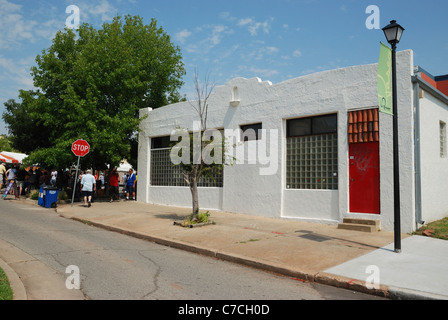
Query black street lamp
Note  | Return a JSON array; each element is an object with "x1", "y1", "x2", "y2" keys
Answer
[{"x1": 382, "y1": 20, "x2": 405, "y2": 253}]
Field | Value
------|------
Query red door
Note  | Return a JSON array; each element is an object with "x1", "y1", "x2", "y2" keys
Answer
[{"x1": 349, "y1": 142, "x2": 380, "y2": 214}]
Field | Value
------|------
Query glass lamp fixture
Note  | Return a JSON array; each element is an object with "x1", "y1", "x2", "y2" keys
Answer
[{"x1": 382, "y1": 20, "x2": 405, "y2": 46}]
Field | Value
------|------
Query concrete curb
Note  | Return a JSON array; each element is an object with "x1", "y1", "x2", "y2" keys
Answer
[
  {"x1": 314, "y1": 272, "x2": 388, "y2": 298},
  {"x1": 0, "y1": 258, "x2": 27, "y2": 300},
  {"x1": 387, "y1": 286, "x2": 448, "y2": 300},
  {"x1": 64, "y1": 215, "x2": 403, "y2": 299}
]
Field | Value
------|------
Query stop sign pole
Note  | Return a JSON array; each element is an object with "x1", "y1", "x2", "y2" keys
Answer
[{"x1": 71, "y1": 139, "x2": 90, "y2": 207}]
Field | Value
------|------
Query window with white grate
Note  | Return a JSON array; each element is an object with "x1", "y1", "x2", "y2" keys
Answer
[
  {"x1": 150, "y1": 136, "x2": 223, "y2": 187},
  {"x1": 286, "y1": 114, "x2": 338, "y2": 190},
  {"x1": 440, "y1": 121, "x2": 446, "y2": 158}
]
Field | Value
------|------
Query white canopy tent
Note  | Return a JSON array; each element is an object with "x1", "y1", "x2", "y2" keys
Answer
[
  {"x1": 0, "y1": 151, "x2": 28, "y2": 164},
  {"x1": 116, "y1": 160, "x2": 134, "y2": 185},
  {"x1": 117, "y1": 160, "x2": 133, "y2": 173}
]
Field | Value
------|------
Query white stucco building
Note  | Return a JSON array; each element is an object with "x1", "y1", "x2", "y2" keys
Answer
[{"x1": 137, "y1": 49, "x2": 448, "y2": 234}]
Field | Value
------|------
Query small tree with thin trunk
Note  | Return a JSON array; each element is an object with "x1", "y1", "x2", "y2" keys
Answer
[{"x1": 171, "y1": 71, "x2": 227, "y2": 222}]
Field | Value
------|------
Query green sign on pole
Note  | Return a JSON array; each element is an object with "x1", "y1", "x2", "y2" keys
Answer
[{"x1": 378, "y1": 42, "x2": 393, "y2": 115}]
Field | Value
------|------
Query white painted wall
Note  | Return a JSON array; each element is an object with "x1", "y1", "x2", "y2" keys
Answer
[
  {"x1": 148, "y1": 186, "x2": 223, "y2": 210},
  {"x1": 137, "y1": 50, "x2": 418, "y2": 232},
  {"x1": 419, "y1": 90, "x2": 448, "y2": 223}
]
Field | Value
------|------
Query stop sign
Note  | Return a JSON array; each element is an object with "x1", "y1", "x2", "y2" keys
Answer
[{"x1": 71, "y1": 139, "x2": 90, "y2": 157}]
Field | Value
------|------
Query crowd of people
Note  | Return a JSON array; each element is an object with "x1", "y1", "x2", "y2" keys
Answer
[
  {"x1": 0, "y1": 160, "x2": 137, "y2": 206},
  {"x1": 76, "y1": 167, "x2": 137, "y2": 207},
  {"x1": 0, "y1": 161, "x2": 42, "y2": 199}
]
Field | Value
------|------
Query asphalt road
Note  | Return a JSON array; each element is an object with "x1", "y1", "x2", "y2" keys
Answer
[{"x1": 0, "y1": 198, "x2": 386, "y2": 300}]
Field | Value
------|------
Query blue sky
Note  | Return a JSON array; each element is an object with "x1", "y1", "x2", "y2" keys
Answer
[{"x1": 1, "y1": 0, "x2": 447, "y2": 135}]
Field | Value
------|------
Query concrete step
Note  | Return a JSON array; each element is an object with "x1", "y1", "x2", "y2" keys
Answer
[
  {"x1": 343, "y1": 218, "x2": 380, "y2": 227},
  {"x1": 337, "y1": 218, "x2": 380, "y2": 233}
]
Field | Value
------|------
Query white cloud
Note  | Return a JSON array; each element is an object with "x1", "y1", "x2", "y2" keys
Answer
[
  {"x1": 186, "y1": 24, "x2": 233, "y2": 54},
  {"x1": 0, "y1": 0, "x2": 21, "y2": 12},
  {"x1": 265, "y1": 46, "x2": 279, "y2": 54},
  {"x1": 237, "y1": 17, "x2": 253, "y2": 27},
  {"x1": 243, "y1": 45, "x2": 279, "y2": 62},
  {"x1": 174, "y1": 29, "x2": 192, "y2": 44},
  {"x1": 213, "y1": 44, "x2": 240, "y2": 64},
  {"x1": 0, "y1": 55, "x2": 34, "y2": 88},
  {"x1": 76, "y1": 0, "x2": 118, "y2": 23},
  {"x1": 203, "y1": 25, "x2": 233, "y2": 51},
  {"x1": 210, "y1": 25, "x2": 229, "y2": 45},
  {"x1": 237, "y1": 17, "x2": 273, "y2": 36},
  {"x1": 249, "y1": 66, "x2": 279, "y2": 78},
  {"x1": 220, "y1": 11, "x2": 230, "y2": 19},
  {"x1": 35, "y1": 19, "x2": 63, "y2": 40},
  {"x1": 235, "y1": 65, "x2": 279, "y2": 80},
  {"x1": 0, "y1": 0, "x2": 65, "y2": 49},
  {"x1": 0, "y1": 2, "x2": 34, "y2": 49},
  {"x1": 293, "y1": 50, "x2": 302, "y2": 57}
]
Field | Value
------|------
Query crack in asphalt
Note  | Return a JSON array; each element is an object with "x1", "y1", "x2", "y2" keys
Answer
[{"x1": 137, "y1": 250, "x2": 162, "y2": 299}]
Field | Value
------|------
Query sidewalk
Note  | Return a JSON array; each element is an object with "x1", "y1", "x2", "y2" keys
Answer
[{"x1": 51, "y1": 199, "x2": 448, "y2": 300}]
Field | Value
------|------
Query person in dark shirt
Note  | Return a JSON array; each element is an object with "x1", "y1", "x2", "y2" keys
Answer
[{"x1": 16, "y1": 166, "x2": 27, "y2": 198}]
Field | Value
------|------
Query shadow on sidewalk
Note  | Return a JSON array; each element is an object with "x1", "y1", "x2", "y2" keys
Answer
[
  {"x1": 154, "y1": 213, "x2": 189, "y2": 221},
  {"x1": 295, "y1": 229, "x2": 386, "y2": 250}
]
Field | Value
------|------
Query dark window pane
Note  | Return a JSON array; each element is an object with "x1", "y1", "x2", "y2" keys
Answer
[
  {"x1": 151, "y1": 136, "x2": 172, "y2": 149},
  {"x1": 287, "y1": 118, "x2": 311, "y2": 137},
  {"x1": 241, "y1": 123, "x2": 262, "y2": 141},
  {"x1": 312, "y1": 115, "x2": 337, "y2": 135}
]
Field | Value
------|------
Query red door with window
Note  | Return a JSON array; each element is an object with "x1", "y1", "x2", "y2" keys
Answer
[
  {"x1": 348, "y1": 109, "x2": 380, "y2": 214},
  {"x1": 349, "y1": 142, "x2": 380, "y2": 214}
]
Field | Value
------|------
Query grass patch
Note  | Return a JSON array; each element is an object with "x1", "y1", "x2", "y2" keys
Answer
[
  {"x1": 415, "y1": 217, "x2": 448, "y2": 240},
  {"x1": 195, "y1": 212, "x2": 211, "y2": 224},
  {"x1": 0, "y1": 267, "x2": 13, "y2": 300},
  {"x1": 238, "y1": 238, "x2": 261, "y2": 244},
  {"x1": 58, "y1": 190, "x2": 69, "y2": 201},
  {"x1": 175, "y1": 211, "x2": 214, "y2": 228},
  {"x1": 81, "y1": 220, "x2": 93, "y2": 226},
  {"x1": 30, "y1": 190, "x2": 39, "y2": 200}
]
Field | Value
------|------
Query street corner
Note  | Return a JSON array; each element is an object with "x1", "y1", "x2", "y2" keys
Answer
[
  {"x1": 314, "y1": 272, "x2": 388, "y2": 298},
  {"x1": 0, "y1": 256, "x2": 27, "y2": 300}
]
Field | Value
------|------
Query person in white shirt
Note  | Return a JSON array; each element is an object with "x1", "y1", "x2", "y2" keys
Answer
[
  {"x1": 50, "y1": 169, "x2": 57, "y2": 186},
  {"x1": 80, "y1": 169, "x2": 96, "y2": 207}
]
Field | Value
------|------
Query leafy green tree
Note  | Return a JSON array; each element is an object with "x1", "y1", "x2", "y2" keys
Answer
[
  {"x1": 0, "y1": 134, "x2": 17, "y2": 152},
  {"x1": 3, "y1": 94, "x2": 53, "y2": 154},
  {"x1": 3, "y1": 15, "x2": 185, "y2": 170}
]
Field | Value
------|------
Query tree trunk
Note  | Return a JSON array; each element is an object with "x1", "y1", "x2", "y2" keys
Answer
[{"x1": 189, "y1": 174, "x2": 199, "y2": 221}]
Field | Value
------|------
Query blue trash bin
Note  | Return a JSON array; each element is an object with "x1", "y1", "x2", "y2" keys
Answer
[
  {"x1": 38, "y1": 187, "x2": 45, "y2": 207},
  {"x1": 44, "y1": 187, "x2": 59, "y2": 208}
]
